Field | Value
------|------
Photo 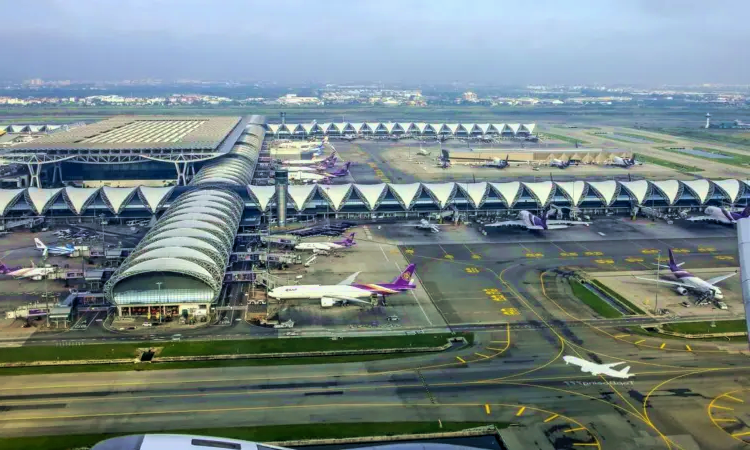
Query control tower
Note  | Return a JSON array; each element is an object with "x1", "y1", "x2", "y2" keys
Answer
[{"x1": 706, "y1": 113, "x2": 711, "y2": 129}]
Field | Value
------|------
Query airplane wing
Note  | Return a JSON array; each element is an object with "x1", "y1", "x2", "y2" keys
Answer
[
  {"x1": 634, "y1": 277, "x2": 692, "y2": 289},
  {"x1": 547, "y1": 220, "x2": 591, "y2": 227},
  {"x1": 603, "y1": 362, "x2": 626, "y2": 368},
  {"x1": 337, "y1": 272, "x2": 361, "y2": 285},
  {"x1": 705, "y1": 272, "x2": 738, "y2": 286},
  {"x1": 686, "y1": 216, "x2": 715, "y2": 222},
  {"x1": 484, "y1": 220, "x2": 525, "y2": 228}
]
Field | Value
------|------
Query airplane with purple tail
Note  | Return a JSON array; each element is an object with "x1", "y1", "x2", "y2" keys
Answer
[
  {"x1": 0, "y1": 263, "x2": 22, "y2": 275},
  {"x1": 609, "y1": 155, "x2": 638, "y2": 167},
  {"x1": 635, "y1": 249, "x2": 736, "y2": 299},
  {"x1": 484, "y1": 209, "x2": 590, "y2": 231},
  {"x1": 295, "y1": 233, "x2": 356, "y2": 252},
  {"x1": 687, "y1": 205, "x2": 750, "y2": 225},
  {"x1": 268, "y1": 263, "x2": 417, "y2": 307}
]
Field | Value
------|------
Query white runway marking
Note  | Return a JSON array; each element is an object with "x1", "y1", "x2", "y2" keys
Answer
[{"x1": 379, "y1": 244, "x2": 389, "y2": 261}]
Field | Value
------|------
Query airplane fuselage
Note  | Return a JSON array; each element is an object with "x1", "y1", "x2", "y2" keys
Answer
[{"x1": 269, "y1": 285, "x2": 371, "y2": 300}]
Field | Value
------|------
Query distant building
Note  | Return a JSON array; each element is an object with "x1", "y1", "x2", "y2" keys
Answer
[
  {"x1": 463, "y1": 91, "x2": 478, "y2": 102},
  {"x1": 277, "y1": 94, "x2": 322, "y2": 105}
]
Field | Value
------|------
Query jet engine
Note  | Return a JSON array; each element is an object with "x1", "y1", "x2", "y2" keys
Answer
[
  {"x1": 674, "y1": 286, "x2": 688, "y2": 296},
  {"x1": 320, "y1": 297, "x2": 340, "y2": 308}
]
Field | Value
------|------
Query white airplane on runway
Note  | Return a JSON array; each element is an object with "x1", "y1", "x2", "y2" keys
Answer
[
  {"x1": 563, "y1": 355, "x2": 633, "y2": 379},
  {"x1": 484, "y1": 210, "x2": 590, "y2": 231},
  {"x1": 416, "y1": 219, "x2": 440, "y2": 233}
]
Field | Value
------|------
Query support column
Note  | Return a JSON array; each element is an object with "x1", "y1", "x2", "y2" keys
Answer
[
  {"x1": 51, "y1": 163, "x2": 63, "y2": 185},
  {"x1": 27, "y1": 163, "x2": 42, "y2": 188},
  {"x1": 175, "y1": 161, "x2": 189, "y2": 186}
]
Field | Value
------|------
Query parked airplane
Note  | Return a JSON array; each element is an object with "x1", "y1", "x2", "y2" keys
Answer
[
  {"x1": 609, "y1": 155, "x2": 637, "y2": 167},
  {"x1": 417, "y1": 147, "x2": 431, "y2": 156},
  {"x1": 288, "y1": 163, "x2": 351, "y2": 183},
  {"x1": 5, "y1": 261, "x2": 55, "y2": 280},
  {"x1": 474, "y1": 155, "x2": 510, "y2": 169},
  {"x1": 34, "y1": 238, "x2": 74, "y2": 257},
  {"x1": 295, "y1": 233, "x2": 356, "y2": 252},
  {"x1": 416, "y1": 219, "x2": 440, "y2": 233},
  {"x1": 686, "y1": 205, "x2": 750, "y2": 224},
  {"x1": 0, "y1": 262, "x2": 21, "y2": 275},
  {"x1": 635, "y1": 249, "x2": 736, "y2": 299},
  {"x1": 484, "y1": 210, "x2": 591, "y2": 230},
  {"x1": 563, "y1": 355, "x2": 633, "y2": 379},
  {"x1": 550, "y1": 158, "x2": 571, "y2": 169},
  {"x1": 268, "y1": 263, "x2": 417, "y2": 307},
  {"x1": 286, "y1": 158, "x2": 349, "y2": 174},
  {"x1": 282, "y1": 150, "x2": 337, "y2": 168}
]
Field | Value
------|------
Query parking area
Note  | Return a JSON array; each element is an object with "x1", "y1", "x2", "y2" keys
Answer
[{"x1": 272, "y1": 229, "x2": 446, "y2": 331}]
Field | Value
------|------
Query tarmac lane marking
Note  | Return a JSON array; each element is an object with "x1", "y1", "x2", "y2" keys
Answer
[
  {"x1": 732, "y1": 431, "x2": 750, "y2": 438},
  {"x1": 456, "y1": 356, "x2": 466, "y2": 364},
  {"x1": 634, "y1": 339, "x2": 646, "y2": 345},
  {"x1": 724, "y1": 394, "x2": 744, "y2": 403},
  {"x1": 713, "y1": 418, "x2": 738, "y2": 422},
  {"x1": 486, "y1": 347, "x2": 505, "y2": 351},
  {"x1": 516, "y1": 406, "x2": 526, "y2": 416},
  {"x1": 711, "y1": 405, "x2": 734, "y2": 411},
  {"x1": 544, "y1": 413, "x2": 559, "y2": 423},
  {"x1": 685, "y1": 345, "x2": 692, "y2": 352},
  {"x1": 614, "y1": 334, "x2": 630, "y2": 338},
  {"x1": 484, "y1": 404, "x2": 491, "y2": 415},
  {"x1": 659, "y1": 343, "x2": 666, "y2": 349},
  {"x1": 565, "y1": 427, "x2": 586, "y2": 433},
  {"x1": 475, "y1": 353, "x2": 490, "y2": 359}
]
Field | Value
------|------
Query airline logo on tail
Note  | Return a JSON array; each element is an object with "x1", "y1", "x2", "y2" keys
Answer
[{"x1": 393, "y1": 263, "x2": 416, "y2": 287}]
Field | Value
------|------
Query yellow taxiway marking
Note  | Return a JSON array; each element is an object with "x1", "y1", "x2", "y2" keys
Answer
[
  {"x1": 724, "y1": 395, "x2": 744, "y2": 403},
  {"x1": 594, "y1": 259, "x2": 614, "y2": 264},
  {"x1": 560, "y1": 252, "x2": 579, "y2": 257},
  {"x1": 471, "y1": 254, "x2": 481, "y2": 260},
  {"x1": 525, "y1": 252, "x2": 543, "y2": 258},
  {"x1": 641, "y1": 249, "x2": 658, "y2": 254},
  {"x1": 685, "y1": 345, "x2": 692, "y2": 352},
  {"x1": 635, "y1": 339, "x2": 646, "y2": 345},
  {"x1": 713, "y1": 418, "x2": 738, "y2": 422},
  {"x1": 487, "y1": 347, "x2": 505, "y2": 351},
  {"x1": 659, "y1": 343, "x2": 666, "y2": 349},
  {"x1": 672, "y1": 248, "x2": 690, "y2": 253},
  {"x1": 444, "y1": 254, "x2": 454, "y2": 260},
  {"x1": 698, "y1": 247, "x2": 715, "y2": 252},
  {"x1": 732, "y1": 431, "x2": 750, "y2": 438},
  {"x1": 484, "y1": 404, "x2": 491, "y2": 415},
  {"x1": 456, "y1": 357, "x2": 466, "y2": 364},
  {"x1": 465, "y1": 267, "x2": 480, "y2": 273},
  {"x1": 565, "y1": 427, "x2": 586, "y2": 433},
  {"x1": 625, "y1": 257, "x2": 644, "y2": 263},
  {"x1": 544, "y1": 414, "x2": 559, "y2": 423},
  {"x1": 614, "y1": 334, "x2": 629, "y2": 338},
  {"x1": 584, "y1": 251, "x2": 603, "y2": 256},
  {"x1": 711, "y1": 405, "x2": 734, "y2": 411},
  {"x1": 516, "y1": 406, "x2": 526, "y2": 416},
  {"x1": 476, "y1": 353, "x2": 490, "y2": 359},
  {"x1": 715, "y1": 255, "x2": 734, "y2": 260}
]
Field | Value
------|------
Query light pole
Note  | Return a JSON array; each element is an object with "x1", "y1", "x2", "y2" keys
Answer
[
  {"x1": 156, "y1": 282, "x2": 162, "y2": 323},
  {"x1": 654, "y1": 250, "x2": 661, "y2": 315}
]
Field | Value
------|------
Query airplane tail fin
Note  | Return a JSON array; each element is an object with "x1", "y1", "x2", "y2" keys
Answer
[
  {"x1": 0, "y1": 263, "x2": 8, "y2": 274},
  {"x1": 620, "y1": 366, "x2": 631, "y2": 376},
  {"x1": 347, "y1": 232, "x2": 356, "y2": 244},
  {"x1": 392, "y1": 263, "x2": 416, "y2": 287},
  {"x1": 742, "y1": 205, "x2": 750, "y2": 218},
  {"x1": 668, "y1": 249, "x2": 678, "y2": 270},
  {"x1": 34, "y1": 238, "x2": 46, "y2": 250}
]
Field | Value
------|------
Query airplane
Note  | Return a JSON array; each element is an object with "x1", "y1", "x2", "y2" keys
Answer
[
  {"x1": 484, "y1": 210, "x2": 591, "y2": 231},
  {"x1": 268, "y1": 263, "x2": 417, "y2": 307},
  {"x1": 295, "y1": 233, "x2": 356, "y2": 252},
  {"x1": 416, "y1": 219, "x2": 440, "y2": 233},
  {"x1": 5, "y1": 261, "x2": 55, "y2": 280},
  {"x1": 282, "y1": 150, "x2": 338, "y2": 168},
  {"x1": 608, "y1": 155, "x2": 638, "y2": 167},
  {"x1": 0, "y1": 262, "x2": 21, "y2": 274},
  {"x1": 286, "y1": 159, "x2": 349, "y2": 174},
  {"x1": 563, "y1": 355, "x2": 633, "y2": 379},
  {"x1": 550, "y1": 158, "x2": 571, "y2": 169},
  {"x1": 474, "y1": 155, "x2": 510, "y2": 169},
  {"x1": 686, "y1": 205, "x2": 750, "y2": 225},
  {"x1": 34, "y1": 238, "x2": 75, "y2": 257},
  {"x1": 288, "y1": 163, "x2": 351, "y2": 183},
  {"x1": 635, "y1": 248, "x2": 736, "y2": 299},
  {"x1": 417, "y1": 147, "x2": 431, "y2": 156}
]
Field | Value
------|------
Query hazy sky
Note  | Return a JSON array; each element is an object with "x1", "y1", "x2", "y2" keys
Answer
[{"x1": 3, "y1": 0, "x2": 748, "y2": 85}]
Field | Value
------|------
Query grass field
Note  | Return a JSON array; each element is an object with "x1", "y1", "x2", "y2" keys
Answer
[
  {"x1": 0, "y1": 421, "x2": 507, "y2": 450},
  {"x1": 590, "y1": 280, "x2": 645, "y2": 315},
  {"x1": 539, "y1": 132, "x2": 589, "y2": 145},
  {"x1": 618, "y1": 132, "x2": 675, "y2": 144},
  {"x1": 645, "y1": 128, "x2": 750, "y2": 147},
  {"x1": 662, "y1": 320, "x2": 746, "y2": 335},
  {"x1": 0, "y1": 333, "x2": 463, "y2": 364},
  {"x1": 569, "y1": 280, "x2": 622, "y2": 318},
  {"x1": 656, "y1": 146, "x2": 750, "y2": 167},
  {"x1": 634, "y1": 153, "x2": 703, "y2": 172}
]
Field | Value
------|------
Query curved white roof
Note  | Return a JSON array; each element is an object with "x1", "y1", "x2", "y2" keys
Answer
[
  {"x1": 138, "y1": 186, "x2": 173, "y2": 213},
  {"x1": 422, "y1": 182, "x2": 456, "y2": 208},
  {"x1": 159, "y1": 215, "x2": 231, "y2": 234},
  {"x1": 130, "y1": 246, "x2": 214, "y2": 267},
  {"x1": 287, "y1": 184, "x2": 317, "y2": 211},
  {"x1": 489, "y1": 182, "x2": 521, "y2": 207},
  {"x1": 415, "y1": 123, "x2": 428, "y2": 133},
  {"x1": 523, "y1": 181, "x2": 554, "y2": 206},
  {"x1": 248, "y1": 185, "x2": 276, "y2": 211},
  {"x1": 587, "y1": 181, "x2": 618, "y2": 205},
  {"x1": 319, "y1": 184, "x2": 352, "y2": 211},
  {"x1": 389, "y1": 183, "x2": 421, "y2": 208},
  {"x1": 712, "y1": 179, "x2": 741, "y2": 203},
  {"x1": 353, "y1": 183, "x2": 387, "y2": 210},
  {"x1": 172, "y1": 196, "x2": 237, "y2": 215},
  {"x1": 619, "y1": 180, "x2": 649, "y2": 204},
  {"x1": 459, "y1": 182, "x2": 489, "y2": 208},
  {"x1": 0, "y1": 189, "x2": 25, "y2": 215},
  {"x1": 398, "y1": 123, "x2": 413, "y2": 132},
  {"x1": 140, "y1": 236, "x2": 219, "y2": 255},
  {"x1": 119, "y1": 258, "x2": 214, "y2": 286},
  {"x1": 102, "y1": 187, "x2": 137, "y2": 214},
  {"x1": 182, "y1": 189, "x2": 237, "y2": 203},
  {"x1": 554, "y1": 181, "x2": 586, "y2": 205},
  {"x1": 680, "y1": 179, "x2": 710, "y2": 204},
  {"x1": 26, "y1": 187, "x2": 62, "y2": 214},
  {"x1": 652, "y1": 180, "x2": 681, "y2": 204},
  {"x1": 64, "y1": 187, "x2": 99, "y2": 215}
]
